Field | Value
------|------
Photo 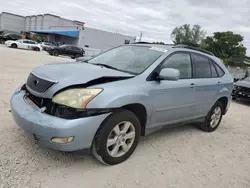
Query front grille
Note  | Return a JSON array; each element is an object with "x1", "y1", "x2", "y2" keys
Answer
[
  {"x1": 240, "y1": 87, "x2": 250, "y2": 93},
  {"x1": 238, "y1": 86, "x2": 250, "y2": 93},
  {"x1": 26, "y1": 73, "x2": 56, "y2": 93}
]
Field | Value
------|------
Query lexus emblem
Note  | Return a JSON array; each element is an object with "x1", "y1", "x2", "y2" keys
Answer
[{"x1": 33, "y1": 79, "x2": 39, "y2": 86}]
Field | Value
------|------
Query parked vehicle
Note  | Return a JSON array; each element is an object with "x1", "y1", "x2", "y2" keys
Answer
[
  {"x1": 5, "y1": 39, "x2": 41, "y2": 51},
  {"x1": 0, "y1": 33, "x2": 22, "y2": 44},
  {"x1": 10, "y1": 43, "x2": 233, "y2": 165},
  {"x1": 40, "y1": 42, "x2": 55, "y2": 51},
  {"x1": 232, "y1": 76, "x2": 250, "y2": 100},
  {"x1": 46, "y1": 44, "x2": 85, "y2": 59}
]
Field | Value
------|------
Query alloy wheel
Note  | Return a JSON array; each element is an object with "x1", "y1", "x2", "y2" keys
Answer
[{"x1": 106, "y1": 121, "x2": 135, "y2": 158}]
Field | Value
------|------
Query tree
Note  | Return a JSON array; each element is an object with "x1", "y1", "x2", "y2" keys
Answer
[
  {"x1": 203, "y1": 31, "x2": 247, "y2": 65},
  {"x1": 171, "y1": 24, "x2": 206, "y2": 46}
]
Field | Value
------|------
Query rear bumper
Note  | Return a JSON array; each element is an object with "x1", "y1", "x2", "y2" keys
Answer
[{"x1": 10, "y1": 90, "x2": 109, "y2": 151}]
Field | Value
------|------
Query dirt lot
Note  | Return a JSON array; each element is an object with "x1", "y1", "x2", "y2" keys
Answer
[{"x1": 0, "y1": 45, "x2": 250, "y2": 188}]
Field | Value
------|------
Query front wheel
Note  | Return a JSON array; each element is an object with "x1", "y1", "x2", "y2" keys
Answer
[
  {"x1": 199, "y1": 101, "x2": 223, "y2": 132},
  {"x1": 11, "y1": 43, "x2": 17, "y2": 48},
  {"x1": 92, "y1": 110, "x2": 141, "y2": 165}
]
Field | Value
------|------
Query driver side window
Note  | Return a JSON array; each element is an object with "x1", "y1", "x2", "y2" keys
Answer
[{"x1": 161, "y1": 53, "x2": 192, "y2": 79}]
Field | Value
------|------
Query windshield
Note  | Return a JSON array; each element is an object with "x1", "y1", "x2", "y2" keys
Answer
[{"x1": 88, "y1": 45, "x2": 163, "y2": 75}]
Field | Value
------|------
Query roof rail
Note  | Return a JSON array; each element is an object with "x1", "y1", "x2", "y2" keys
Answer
[
  {"x1": 133, "y1": 42, "x2": 174, "y2": 46},
  {"x1": 173, "y1": 44, "x2": 214, "y2": 56}
]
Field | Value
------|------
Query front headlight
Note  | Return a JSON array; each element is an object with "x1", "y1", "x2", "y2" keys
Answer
[{"x1": 52, "y1": 88, "x2": 102, "y2": 109}]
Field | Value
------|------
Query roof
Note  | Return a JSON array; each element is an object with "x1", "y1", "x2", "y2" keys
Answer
[
  {"x1": 132, "y1": 42, "x2": 214, "y2": 56},
  {"x1": 32, "y1": 30, "x2": 79, "y2": 38}
]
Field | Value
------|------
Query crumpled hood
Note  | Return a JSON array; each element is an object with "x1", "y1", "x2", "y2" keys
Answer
[
  {"x1": 235, "y1": 80, "x2": 250, "y2": 88},
  {"x1": 29, "y1": 62, "x2": 133, "y2": 98}
]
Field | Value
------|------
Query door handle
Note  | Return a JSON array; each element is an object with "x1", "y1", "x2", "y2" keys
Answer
[{"x1": 190, "y1": 83, "x2": 195, "y2": 88}]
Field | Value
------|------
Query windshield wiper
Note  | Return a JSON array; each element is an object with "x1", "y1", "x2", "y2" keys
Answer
[
  {"x1": 94, "y1": 63, "x2": 120, "y2": 71},
  {"x1": 92, "y1": 63, "x2": 137, "y2": 75}
]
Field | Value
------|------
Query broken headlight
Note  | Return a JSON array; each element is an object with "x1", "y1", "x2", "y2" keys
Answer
[{"x1": 52, "y1": 88, "x2": 103, "y2": 109}]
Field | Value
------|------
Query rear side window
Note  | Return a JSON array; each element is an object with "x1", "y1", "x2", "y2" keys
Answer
[
  {"x1": 22, "y1": 40, "x2": 29, "y2": 44},
  {"x1": 9, "y1": 34, "x2": 21, "y2": 40},
  {"x1": 192, "y1": 54, "x2": 211, "y2": 78},
  {"x1": 214, "y1": 62, "x2": 225, "y2": 77}
]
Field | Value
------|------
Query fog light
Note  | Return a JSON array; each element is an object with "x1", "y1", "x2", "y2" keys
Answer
[{"x1": 51, "y1": 136, "x2": 74, "y2": 144}]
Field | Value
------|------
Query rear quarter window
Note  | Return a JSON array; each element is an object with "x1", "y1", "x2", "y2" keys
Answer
[{"x1": 213, "y1": 61, "x2": 225, "y2": 77}]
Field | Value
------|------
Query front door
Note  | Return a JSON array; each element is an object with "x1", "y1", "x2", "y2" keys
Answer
[
  {"x1": 149, "y1": 52, "x2": 198, "y2": 127},
  {"x1": 19, "y1": 40, "x2": 29, "y2": 49}
]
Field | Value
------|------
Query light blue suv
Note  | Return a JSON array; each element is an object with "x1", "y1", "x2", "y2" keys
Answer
[{"x1": 10, "y1": 43, "x2": 233, "y2": 165}]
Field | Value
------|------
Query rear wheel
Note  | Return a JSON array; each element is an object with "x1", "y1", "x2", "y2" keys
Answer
[
  {"x1": 75, "y1": 54, "x2": 81, "y2": 59},
  {"x1": 200, "y1": 101, "x2": 223, "y2": 132},
  {"x1": 92, "y1": 110, "x2": 141, "y2": 165},
  {"x1": 53, "y1": 50, "x2": 59, "y2": 56},
  {"x1": 34, "y1": 47, "x2": 40, "y2": 51},
  {"x1": 11, "y1": 43, "x2": 17, "y2": 48}
]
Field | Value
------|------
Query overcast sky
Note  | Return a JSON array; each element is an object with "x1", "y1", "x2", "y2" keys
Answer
[{"x1": 1, "y1": 0, "x2": 250, "y2": 54}]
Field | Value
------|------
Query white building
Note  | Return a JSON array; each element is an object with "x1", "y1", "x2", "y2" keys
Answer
[{"x1": 0, "y1": 12, "x2": 136, "y2": 51}]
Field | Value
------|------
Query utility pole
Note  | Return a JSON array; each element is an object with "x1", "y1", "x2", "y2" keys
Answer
[{"x1": 139, "y1": 32, "x2": 143, "y2": 42}]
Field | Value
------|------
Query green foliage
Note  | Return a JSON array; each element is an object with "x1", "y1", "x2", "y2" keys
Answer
[
  {"x1": 171, "y1": 24, "x2": 206, "y2": 46},
  {"x1": 32, "y1": 33, "x2": 48, "y2": 42},
  {"x1": 203, "y1": 31, "x2": 247, "y2": 65}
]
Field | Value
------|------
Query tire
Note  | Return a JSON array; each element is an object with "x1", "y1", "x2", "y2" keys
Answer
[
  {"x1": 71, "y1": 57, "x2": 75, "y2": 59},
  {"x1": 11, "y1": 43, "x2": 17, "y2": 48},
  {"x1": 232, "y1": 96, "x2": 237, "y2": 100},
  {"x1": 75, "y1": 54, "x2": 81, "y2": 59},
  {"x1": 92, "y1": 110, "x2": 141, "y2": 165},
  {"x1": 53, "y1": 50, "x2": 59, "y2": 56},
  {"x1": 200, "y1": 101, "x2": 223, "y2": 132},
  {"x1": 34, "y1": 47, "x2": 40, "y2": 51}
]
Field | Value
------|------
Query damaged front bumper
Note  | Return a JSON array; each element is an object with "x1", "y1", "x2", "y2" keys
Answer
[
  {"x1": 232, "y1": 87, "x2": 250, "y2": 100},
  {"x1": 10, "y1": 90, "x2": 110, "y2": 151}
]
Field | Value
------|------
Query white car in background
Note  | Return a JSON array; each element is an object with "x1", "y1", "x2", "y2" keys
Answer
[
  {"x1": 40, "y1": 42, "x2": 55, "y2": 51},
  {"x1": 5, "y1": 39, "x2": 41, "y2": 51}
]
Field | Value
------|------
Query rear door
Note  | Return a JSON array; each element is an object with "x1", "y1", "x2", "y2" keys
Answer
[
  {"x1": 191, "y1": 53, "x2": 220, "y2": 116},
  {"x1": 27, "y1": 40, "x2": 36, "y2": 49},
  {"x1": 64, "y1": 46, "x2": 74, "y2": 56}
]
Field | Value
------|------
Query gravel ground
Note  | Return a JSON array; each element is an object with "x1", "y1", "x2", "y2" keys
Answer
[{"x1": 0, "y1": 45, "x2": 250, "y2": 188}]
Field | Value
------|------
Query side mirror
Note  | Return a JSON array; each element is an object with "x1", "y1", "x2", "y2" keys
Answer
[{"x1": 158, "y1": 68, "x2": 180, "y2": 81}]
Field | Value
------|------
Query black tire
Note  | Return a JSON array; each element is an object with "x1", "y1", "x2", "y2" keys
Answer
[
  {"x1": 11, "y1": 43, "x2": 17, "y2": 48},
  {"x1": 232, "y1": 96, "x2": 237, "y2": 100},
  {"x1": 200, "y1": 101, "x2": 223, "y2": 132},
  {"x1": 53, "y1": 50, "x2": 59, "y2": 56},
  {"x1": 75, "y1": 54, "x2": 81, "y2": 59},
  {"x1": 92, "y1": 110, "x2": 141, "y2": 165},
  {"x1": 71, "y1": 56, "x2": 75, "y2": 59},
  {"x1": 34, "y1": 47, "x2": 40, "y2": 51}
]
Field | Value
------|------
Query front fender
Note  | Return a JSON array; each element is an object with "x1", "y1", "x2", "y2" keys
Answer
[{"x1": 88, "y1": 92, "x2": 154, "y2": 124}]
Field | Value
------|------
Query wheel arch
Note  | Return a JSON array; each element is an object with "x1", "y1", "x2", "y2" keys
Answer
[
  {"x1": 217, "y1": 96, "x2": 229, "y2": 114},
  {"x1": 121, "y1": 103, "x2": 147, "y2": 136}
]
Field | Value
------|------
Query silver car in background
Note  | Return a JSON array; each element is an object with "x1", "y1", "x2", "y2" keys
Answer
[{"x1": 10, "y1": 43, "x2": 233, "y2": 165}]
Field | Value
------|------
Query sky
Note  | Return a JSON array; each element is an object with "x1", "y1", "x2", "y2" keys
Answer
[{"x1": 1, "y1": 0, "x2": 250, "y2": 54}]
